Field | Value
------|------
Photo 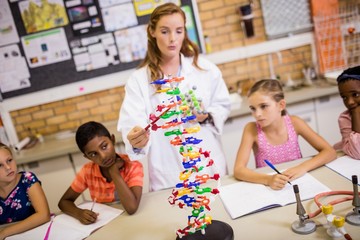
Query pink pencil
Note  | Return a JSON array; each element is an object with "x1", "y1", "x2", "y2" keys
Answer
[{"x1": 43, "y1": 214, "x2": 55, "y2": 240}]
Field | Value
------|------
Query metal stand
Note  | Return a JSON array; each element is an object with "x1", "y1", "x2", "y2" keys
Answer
[
  {"x1": 176, "y1": 220, "x2": 234, "y2": 240},
  {"x1": 345, "y1": 175, "x2": 360, "y2": 226},
  {"x1": 291, "y1": 184, "x2": 317, "y2": 234}
]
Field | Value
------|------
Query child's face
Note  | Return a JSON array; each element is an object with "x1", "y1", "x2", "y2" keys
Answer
[
  {"x1": 83, "y1": 135, "x2": 117, "y2": 168},
  {"x1": 0, "y1": 148, "x2": 17, "y2": 183},
  {"x1": 248, "y1": 91, "x2": 285, "y2": 127},
  {"x1": 338, "y1": 79, "x2": 360, "y2": 111}
]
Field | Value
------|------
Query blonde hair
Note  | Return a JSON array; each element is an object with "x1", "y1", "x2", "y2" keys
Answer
[
  {"x1": 248, "y1": 79, "x2": 287, "y2": 116},
  {"x1": 139, "y1": 2, "x2": 201, "y2": 82},
  {"x1": 0, "y1": 142, "x2": 12, "y2": 156}
]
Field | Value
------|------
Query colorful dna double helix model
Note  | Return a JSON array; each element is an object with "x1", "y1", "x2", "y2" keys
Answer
[{"x1": 148, "y1": 75, "x2": 221, "y2": 238}]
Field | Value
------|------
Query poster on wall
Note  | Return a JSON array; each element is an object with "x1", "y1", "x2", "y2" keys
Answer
[
  {"x1": 19, "y1": 0, "x2": 69, "y2": 34},
  {"x1": 114, "y1": 25, "x2": 147, "y2": 63},
  {"x1": 3, "y1": 0, "x2": 205, "y2": 99},
  {"x1": 70, "y1": 33, "x2": 119, "y2": 72},
  {"x1": 0, "y1": 44, "x2": 31, "y2": 93},
  {"x1": 0, "y1": 114, "x2": 10, "y2": 146},
  {"x1": 133, "y1": 0, "x2": 180, "y2": 16},
  {"x1": 21, "y1": 28, "x2": 71, "y2": 68},
  {"x1": 98, "y1": 0, "x2": 130, "y2": 8},
  {"x1": 101, "y1": 2, "x2": 138, "y2": 32},
  {"x1": 0, "y1": 0, "x2": 20, "y2": 46},
  {"x1": 64, "y1": 0, "x2": 103, "y2": 36},
  {"x1": 182, "y1": 5, "x2": 199, "y2": 47}
]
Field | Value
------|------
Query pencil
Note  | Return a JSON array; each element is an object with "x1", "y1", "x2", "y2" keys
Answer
[
  {"x1": 44, "y1": 214, "x2": 55, "y2": 240},
  {"x1": 91, "y1": 198, "x2": 97, "y2": 211}
]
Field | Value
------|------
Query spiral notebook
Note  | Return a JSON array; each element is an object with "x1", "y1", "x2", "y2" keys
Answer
[{"x1": 219, "y1": 173, "x2": 330, "y2": 219}]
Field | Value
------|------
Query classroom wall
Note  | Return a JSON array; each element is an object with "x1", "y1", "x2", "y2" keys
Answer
[{"x1": 10, "y1": 0, "x2": 313, "y2": 139}]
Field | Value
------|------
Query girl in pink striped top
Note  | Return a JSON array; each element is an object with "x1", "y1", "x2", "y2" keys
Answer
[{"x1": 234, "y1": 79, "x2": 336, "y2": 190}]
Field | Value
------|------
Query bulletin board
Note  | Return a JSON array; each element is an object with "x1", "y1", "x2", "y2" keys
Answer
[{"x1": 0, "y1": 0, "x2": 204, "y2": 99}]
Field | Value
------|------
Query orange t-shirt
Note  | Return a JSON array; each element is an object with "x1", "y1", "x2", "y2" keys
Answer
[{"x1": 71, "y1": 154, "x2": 143, "y2": 203}]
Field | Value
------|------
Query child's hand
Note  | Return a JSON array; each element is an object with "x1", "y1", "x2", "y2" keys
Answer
[
  {"x1": 108, "y1": 157, "x2": 124, "y2": 174},
  {"x1": 351, "y1": 105, "x2": 360, "y2": 133},
  {"x1": 282, "y1": 166, "x2": 306, "y2": 181},
  {"x1": 267, "y1": 174, "x2": 289, "y2": 190},
  {"x1": 351, "y1": 104, "x2": 360, "y2": 114},
  {"x1": 78, "y1": 209, "x2": 98, "y2": 225}
]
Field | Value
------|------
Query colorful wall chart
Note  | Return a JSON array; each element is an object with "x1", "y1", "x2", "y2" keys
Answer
[
  {"x1": 21, "y1": 28, "x2": 71, "y2": 68},
  {"x1": 19, "y1": 0, "x2": 68, "y2": 34},
  {"x1": 182, "y1": 5, "x2": 199, "y2": 48}
]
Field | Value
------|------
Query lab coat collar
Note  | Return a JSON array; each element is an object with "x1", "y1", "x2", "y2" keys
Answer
[{"x1": 180, "y1": 54, "x2": 195, "y2": 76}]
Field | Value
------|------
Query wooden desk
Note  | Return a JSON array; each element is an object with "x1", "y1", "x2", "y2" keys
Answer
[{"x1": 86, "y1": 159, "x2": 360, "y2": 240}]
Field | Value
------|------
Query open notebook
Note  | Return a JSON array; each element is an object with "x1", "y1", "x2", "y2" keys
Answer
[
  {"x1": 6, "y1": 202, "x2": 124, "y2": 240},
  {"x1": 326, "y1": 155, "x2": 360, "y2": 184},
  {"x1": 219, "y1": 173, "x2": 331, "y2": 219}
]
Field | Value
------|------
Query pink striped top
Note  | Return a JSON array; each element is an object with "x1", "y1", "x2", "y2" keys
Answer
[{"x1": 255, "y1": 115, "x2": 302, "y2": 168}]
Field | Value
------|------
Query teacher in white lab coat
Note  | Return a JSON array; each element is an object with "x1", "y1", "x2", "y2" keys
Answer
[{"x1": 117, "y1": 3, "x2": 231, "y2": 192}]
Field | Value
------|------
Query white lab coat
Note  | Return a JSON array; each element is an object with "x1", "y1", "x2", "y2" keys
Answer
[{"x1": 118, "y1": 54, "x2": 231, "y2": 191}]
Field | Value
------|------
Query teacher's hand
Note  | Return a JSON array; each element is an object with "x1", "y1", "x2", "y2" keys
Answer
[
  {"x1": 193, "y1": 110, "x2": 209, "y2": 123},
  {"x1": 191, "y1": 103, "x2": 210, "y2": 124},
  {"x1": 127, "y1": 126, "x2": 149, "y2": 149}
]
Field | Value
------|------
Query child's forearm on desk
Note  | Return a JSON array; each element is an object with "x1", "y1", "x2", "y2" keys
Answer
[{"x1": 299, "y1": 148, "x2": 337, "y2": 172}]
